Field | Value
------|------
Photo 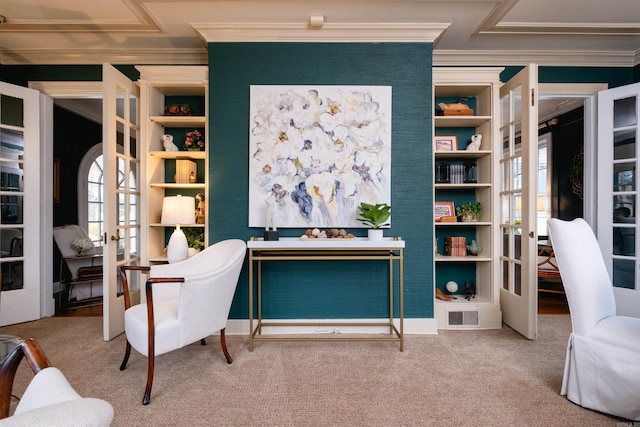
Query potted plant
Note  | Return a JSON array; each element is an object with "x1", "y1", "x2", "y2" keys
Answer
[
  {"x1": 357, "y1": 202, "x2": 391, "y2": 240},
  {"x1": 183, "y1": 227, "x2": 205, "y2": 256},
  {"x1": 456, "y1": 201, "x2": 482, "y2": 222}
]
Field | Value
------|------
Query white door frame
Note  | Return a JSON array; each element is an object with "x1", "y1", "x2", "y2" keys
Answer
[
  {"x1": 28, "y1": 81, "x2": 102, "y2": 317},
  {"x1": 538, "y1": 83, "x2": 608, "y2": 231}
]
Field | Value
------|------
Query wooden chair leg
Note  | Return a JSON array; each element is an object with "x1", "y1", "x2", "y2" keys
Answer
[
  {"x1": 143, "y1": 353, "x2": 154, "y2": 405},
  {"x1": 120, "y1": 341, "x2": 132, "y2": 371},
  {"x1": 220, "y1": 328, "x2": 232, "y2": 364}
]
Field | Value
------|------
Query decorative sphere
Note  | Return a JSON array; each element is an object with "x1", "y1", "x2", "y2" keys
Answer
[{"x1": 445, "y1": 281, "x2": 459, "y2": 293}]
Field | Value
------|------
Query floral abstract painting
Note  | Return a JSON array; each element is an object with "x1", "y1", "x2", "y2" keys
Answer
[{"x1": 249, "y1": 85, "x2": 392, "y2": 228}]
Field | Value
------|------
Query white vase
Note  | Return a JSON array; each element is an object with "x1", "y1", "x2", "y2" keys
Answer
[
  {"x1": 167, "y1": 226, "x2": 189, "y2": 263},
  {"x1": 368, "y1": 229, "x2": 383, "y2": 241}
]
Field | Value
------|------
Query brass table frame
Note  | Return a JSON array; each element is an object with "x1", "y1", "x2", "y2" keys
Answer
[{"x1": 248, "y1": 237, "x2": 404, "y2": 351}]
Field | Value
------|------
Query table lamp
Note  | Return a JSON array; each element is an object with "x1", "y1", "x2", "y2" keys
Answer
[{"x1": 161, "y1": 195, "x2": 195, "y2": 263}]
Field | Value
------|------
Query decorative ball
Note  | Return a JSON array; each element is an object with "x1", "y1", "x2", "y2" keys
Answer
[{"x1": 445, "y1": 280, "x2": 459, "y2": 293}]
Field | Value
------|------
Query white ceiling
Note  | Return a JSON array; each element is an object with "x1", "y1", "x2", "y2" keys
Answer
[{"x1": 0, "y1": 0, "x2": 639, "y2": 66}]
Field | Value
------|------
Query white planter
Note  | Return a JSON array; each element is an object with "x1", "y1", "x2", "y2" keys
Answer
[{"x1": 368, "y1": 229, "x2": 383, "y2": 241}]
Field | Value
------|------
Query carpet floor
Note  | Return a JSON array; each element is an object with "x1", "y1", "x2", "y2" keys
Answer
[{"x1": 0, "y1": 315, "x2": 622, "y2": 426}]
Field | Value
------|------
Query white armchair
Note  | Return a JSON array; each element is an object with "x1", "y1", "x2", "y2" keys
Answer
[
  {"x1": 118, "y1": 239, "x2": 246, "y2": 405},
  {"x1": 548, "y1": 218, "x2": 640, "y2": 421},
  {"x1": 0, "y1": 338, "x2": 113, "y2": 426},
  {"x1": 0, "y1": 368, "x2": 114, "y2": 427}
]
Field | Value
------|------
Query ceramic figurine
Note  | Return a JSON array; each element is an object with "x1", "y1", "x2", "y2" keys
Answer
[
  {"x1": 163, "y1": 134, "x2": 179, "y2": 151},
  {"x1": 467, "y1": 134, "x2": 482, "y2": 151},
  {"x1": 467, "y1": 240, "x2": 481, "y2": 256}
]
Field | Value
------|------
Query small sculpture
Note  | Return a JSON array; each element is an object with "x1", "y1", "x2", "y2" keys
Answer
[
  {"x1": 263, "y1": 196, "x2": 279, "y2": 241},
  {"x1": 435, "y1": 288, "x2": 453, "y2": 301},
  {"x1": 265, "y1": 196, "x2": 277, "y2": 232},
  {"x1": 466, "y1": 240, "x2": 481, "y2": 256},
  {"x1": 163, "y1": 134, "x2": 179, "y2": 152},
  {"x1": 445, "y1": 280, "x2": 458, "y2": 293},
  {"x1": 464, "y1": 281, "x2": 477, "y2": 301},
  {"x1": 195, "y1": 193, "x2": 205, "y2": 224},
  {"x1": 467, "y1": 134, "x2": 482, "y2": 151}
]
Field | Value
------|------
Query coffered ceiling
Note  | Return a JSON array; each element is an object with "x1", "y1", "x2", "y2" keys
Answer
[{"x1": 1, "y1": 0, "x2": 638, "y2": 66}]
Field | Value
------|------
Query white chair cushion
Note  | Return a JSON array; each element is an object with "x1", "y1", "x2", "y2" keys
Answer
[
  {"x1": 0, "y1": 399, "x2": 113, "y2": 427},
  {"x1": 125, "y1": 298, "x2": 180, "y2": 357},
  {"x1": 0, "y1": 367, "x2": 114, "y2": 427},
  {"x1": 588, "y1": 315, "x2": 640, "y2": 353}
]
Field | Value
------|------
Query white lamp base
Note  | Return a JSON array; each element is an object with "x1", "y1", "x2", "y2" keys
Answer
[{"x1": 167, "y1": 226, "x2": 189, "y2": 263}]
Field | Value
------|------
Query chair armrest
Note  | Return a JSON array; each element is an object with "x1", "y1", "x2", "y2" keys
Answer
[
  {"x1": 119, "y1": 265, "x2": 151, "y2": 309},
  {"x1": 0, "y1": 339, "x2": 52, "y2": 419},
  {"x1": 143, "y1": 277, "x2": 185, "y2": 367}
]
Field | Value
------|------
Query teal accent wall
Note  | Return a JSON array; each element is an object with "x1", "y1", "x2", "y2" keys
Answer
[
  {"x1": 207, "y1": 43, "x2": 433, "y2": 319},
  {"x1": 501, "y1": 66, "x2": 635, "y2": 88},
  {"x1": 0, "y1": 65, "x2": 139, "y2": 86}
]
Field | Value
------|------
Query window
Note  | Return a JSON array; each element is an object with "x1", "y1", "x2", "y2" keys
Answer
[
  {"x1": 78, "y1": 144, "x2": 135, "y2": 247},
  {"x1": 537, "y1": 133, "x2": 552, "y2": 236},
  {"x1": 78, "y1": 144, "x2": 103, "y2": 246}
]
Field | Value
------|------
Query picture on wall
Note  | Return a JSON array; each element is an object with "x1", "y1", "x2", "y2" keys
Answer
[{"x1": 248, "y1": 85, "x2": 392, "y2": 228}]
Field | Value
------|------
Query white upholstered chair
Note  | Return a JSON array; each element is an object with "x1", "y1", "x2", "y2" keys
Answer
[
  {"x1": 118, "y1": 239, "x2": 246, "y2": 405},
  {"x1": 548, "y1": 218, "x2": 640, "y2": 420},
  {"x1": 0, "y1": 338, "x2": 113, "y2": 426}
]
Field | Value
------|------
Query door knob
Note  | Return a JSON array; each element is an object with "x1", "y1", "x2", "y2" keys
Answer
[{"x1": 110, "y1": 235, "x2": 121, "y2": 241}]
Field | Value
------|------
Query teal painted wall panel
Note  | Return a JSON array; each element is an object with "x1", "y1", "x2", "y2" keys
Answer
[
  {"x1": 0, "y1": 65, "x2": 139, "y2": 86},
  {"x1": 501, "y1": 66, "x2": 634, "y2": 88},
  {"x1": 208, "y1": 43, "x2": 433, "y2": 320}
]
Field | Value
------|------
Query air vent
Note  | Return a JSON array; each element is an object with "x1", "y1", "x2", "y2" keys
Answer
[{"x1": 448, "y1": 310, "x2": 479, "y2": 326}]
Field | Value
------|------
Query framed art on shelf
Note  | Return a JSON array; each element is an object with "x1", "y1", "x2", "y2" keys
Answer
[
  {"x1": 435, "y1": 201, "x2": 455, "y2": 222},
  {"x1": 435, "y1": 135, "x2": 457, "y2": 151}
]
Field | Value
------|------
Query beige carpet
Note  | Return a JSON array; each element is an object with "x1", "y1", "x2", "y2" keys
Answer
[{"x1": 0, "y1": 316, "x2": 621, "y2": 426}]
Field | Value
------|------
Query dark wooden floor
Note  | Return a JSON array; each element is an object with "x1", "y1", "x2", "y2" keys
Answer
[{"x1": 57, "y1": 285, "x2": 570, "y2": 318}]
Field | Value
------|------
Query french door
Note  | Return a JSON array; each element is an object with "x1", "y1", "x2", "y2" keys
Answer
[
  {"x1": 499, "y1": 65, "x2": 539, "y2": 339},
  {"x1": 597, "y1": 82, "x2": 640, "y2": 317},
  {"x1": 102, "y1": 64, "x2": 141, "y2": 340},
  {"x1": 0, "y1": 82, "x2": 43, "y2": 326}
]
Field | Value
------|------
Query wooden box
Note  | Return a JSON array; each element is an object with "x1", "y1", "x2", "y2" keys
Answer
[{"x1": 442, "y1": 108, "x2": 474, "y2": 116}]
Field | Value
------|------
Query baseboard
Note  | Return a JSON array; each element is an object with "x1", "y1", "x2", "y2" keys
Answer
[{"x1": 225, "y1": 318, "x2": 438, "y2": 335}]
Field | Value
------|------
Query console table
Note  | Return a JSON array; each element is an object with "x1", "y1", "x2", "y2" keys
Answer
[{"x1": 247, "y1": 237, "x2": 405, "y2": 351}]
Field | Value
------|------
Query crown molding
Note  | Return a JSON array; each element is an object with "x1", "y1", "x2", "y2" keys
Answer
[
  {"x1": 0, "y1": 48, "x2": 208, "y2": 65},
  {"x1": 433, "y1": 49, "x2": 638, "y2": 67},
  {"x1": 483, "y1": 23, "x2": 640, "y2": 36},
  {"x1": 28, "y1": 81, "x2": 103, "y2": 97},
  {"x1": 477, "y1": 0, "x2": 640, "y2": 36},
  {"x1": 192, "y1": 22, "x2": 449, "y2": 43}
]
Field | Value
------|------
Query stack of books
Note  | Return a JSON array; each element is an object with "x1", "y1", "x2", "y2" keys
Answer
[
  {"x1": 444, "y1": 236, "x2": 467, "y2": 256},
  {"x1": 449, "y1": 164, "x2": 464, "y2": 184}
]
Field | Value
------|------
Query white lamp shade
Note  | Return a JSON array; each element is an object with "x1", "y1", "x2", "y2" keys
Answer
[
  {"x1": 167, "y1": 225, "x2": 189, "y2": 263},
  {"x1": 161, "y1": 195, "x2": 195, "y2": 225}
]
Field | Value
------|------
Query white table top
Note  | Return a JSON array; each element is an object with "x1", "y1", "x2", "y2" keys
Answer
[{"x1": 247, "y1": 237, "x2": 404, "y2": 249}]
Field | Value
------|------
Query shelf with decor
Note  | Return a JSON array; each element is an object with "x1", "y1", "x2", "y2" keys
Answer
[
  {"x1": 432, "y1": 67, "x2": 502, "y2": 330},
  {"x1": 137, "y1": 65, "x2": 209, "y2": 265}
]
